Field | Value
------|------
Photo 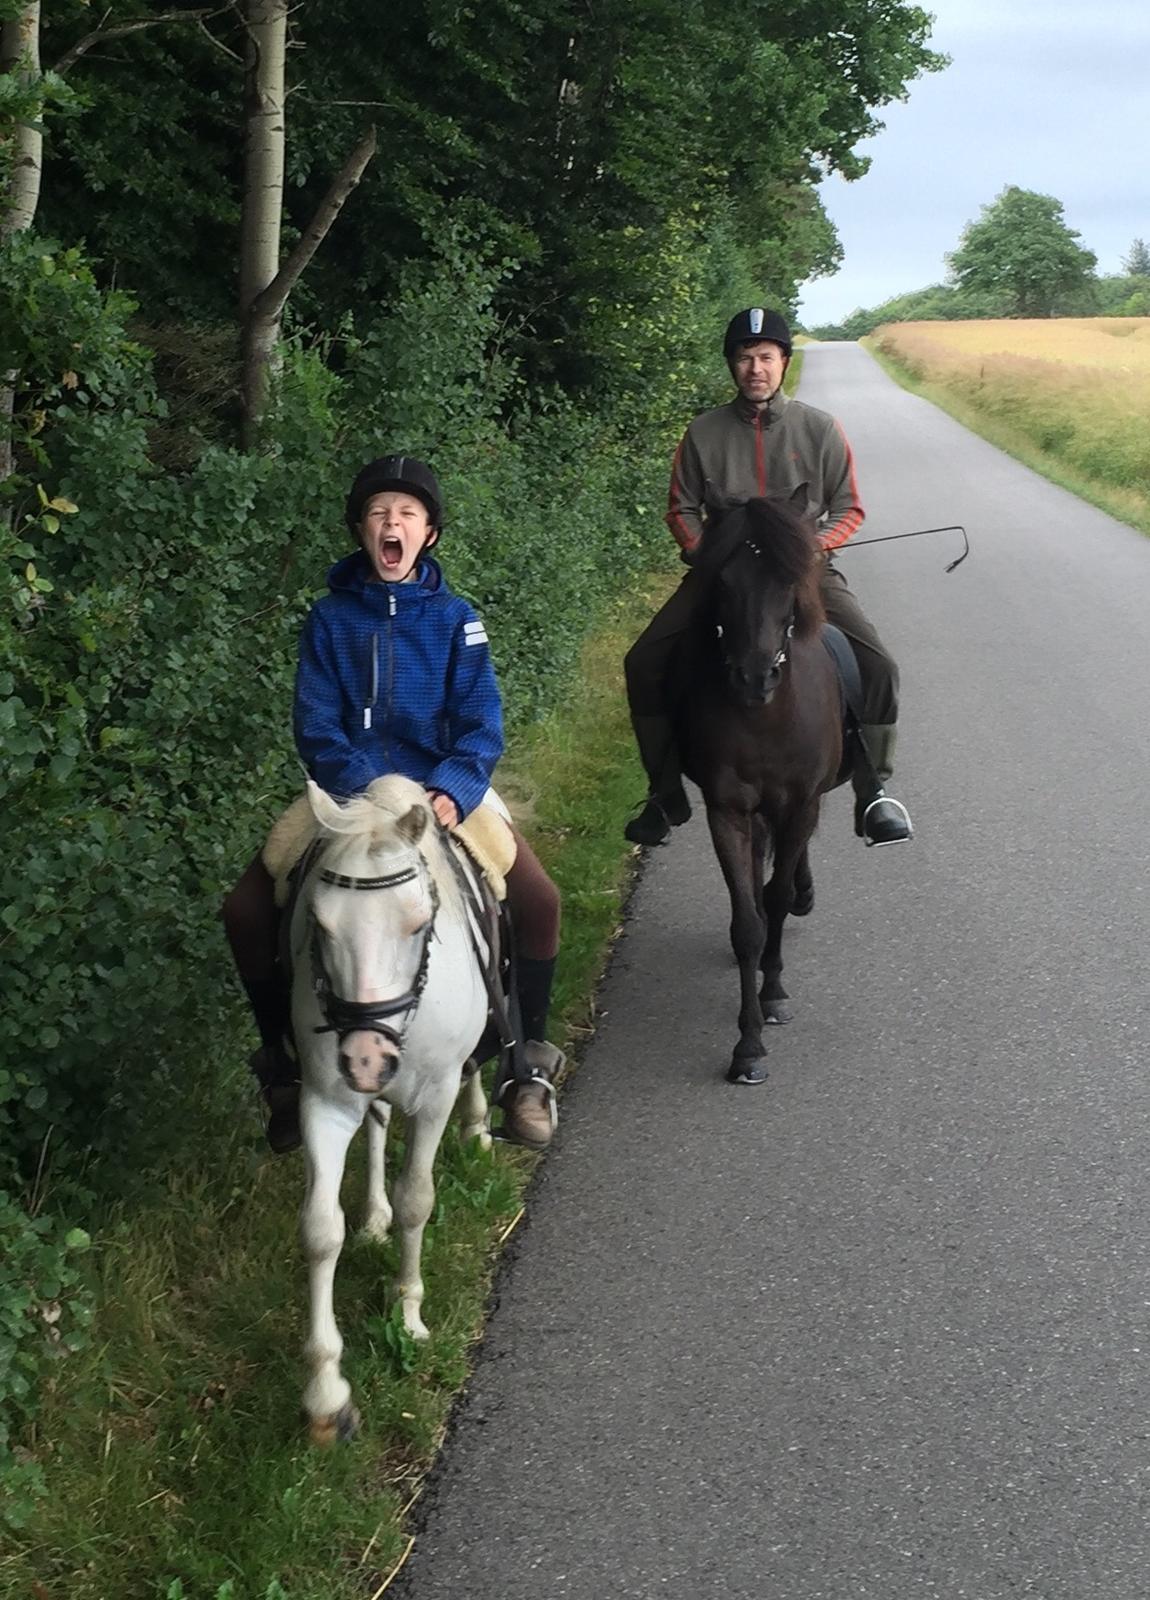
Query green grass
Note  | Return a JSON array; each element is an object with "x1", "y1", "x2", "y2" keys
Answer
[
  {"x1": 0, "y1": 572, "x2": 677, "y2": 1600},
  {"x1": 864, "y1": 339, "x2": 1150, "y2": 540}
]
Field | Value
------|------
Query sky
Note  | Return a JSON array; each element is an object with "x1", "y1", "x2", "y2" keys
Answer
[{"x1": 796, "y1": 0, "x2": 1150, "y2": 327}]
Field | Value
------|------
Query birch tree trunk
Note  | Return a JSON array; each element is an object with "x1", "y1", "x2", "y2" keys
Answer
[
  {"x1": 1, "y1": 1, "x2": 43, "y2": 490},
  {"x1": 239, "y1": 0, "x2": 287, "y2": 320},
  {"x1": 1, "y1": 0, "x2": 43, "y2": 243}
]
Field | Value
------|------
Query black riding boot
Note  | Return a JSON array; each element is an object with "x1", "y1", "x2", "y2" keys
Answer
[
  {"x1": 243, "y1": 973, "x2": 301, "y2": 1154},
  {"x1": 852, "y1": 723, "x2": 913, "y2": 846},
  {"x1": 624, "y1": 714, "x2": 692, "y2": 846}
]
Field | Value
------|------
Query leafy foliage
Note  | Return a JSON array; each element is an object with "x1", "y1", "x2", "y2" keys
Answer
[{"x1": 0, "y1": 1193, "x2": 91, "y2": 1529}]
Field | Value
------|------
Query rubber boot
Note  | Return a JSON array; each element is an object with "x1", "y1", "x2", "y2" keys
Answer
[
  {"x1": 624, "y1": 714, "x2": 692, "y2": 845},
  {"x1": 853, "y1": 723, "x2": 913, "y2": 846}
]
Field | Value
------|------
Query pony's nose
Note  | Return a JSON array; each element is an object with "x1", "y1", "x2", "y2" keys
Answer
[
  {"x1": 339, "y1": 1031, "x2": 399, "y2": 1094},
  {"x1": 731, "y1": 664, "x2": 780, "y2": 703}
]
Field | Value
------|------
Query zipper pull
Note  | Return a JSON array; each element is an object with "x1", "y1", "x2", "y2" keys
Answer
[
  {"x1": 363, "y1": 707, "x2": 373, "y2": 730},
  {"x1": 389, "y1": 591, "x2": 396, "y2": 617}
]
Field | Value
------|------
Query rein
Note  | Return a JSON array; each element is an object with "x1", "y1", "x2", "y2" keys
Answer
[{"x1": 309, "y1": 857, "x2": 438, "y2": 1051}]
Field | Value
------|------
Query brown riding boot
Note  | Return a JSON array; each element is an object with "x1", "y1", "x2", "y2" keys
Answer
[{"x1": 500, "y1": 1041, "x2": 564, "y2": 1151}]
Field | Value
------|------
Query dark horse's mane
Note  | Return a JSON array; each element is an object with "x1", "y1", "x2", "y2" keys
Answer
[{"x1": 695, "y1": 496, "x2": 825, "y2": 639}]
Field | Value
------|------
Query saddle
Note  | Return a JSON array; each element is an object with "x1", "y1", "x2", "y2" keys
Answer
[{"x1": 820, "y1": 624, "x2": 877, "y2": 789}]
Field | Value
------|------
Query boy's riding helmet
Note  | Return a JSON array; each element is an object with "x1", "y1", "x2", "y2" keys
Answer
[
  {"x1": 723, "y1": 308, "x2": 793, "y2": 359},
  {"x1": 345, "y1": 455, "x2": 444, "y2": 533}
]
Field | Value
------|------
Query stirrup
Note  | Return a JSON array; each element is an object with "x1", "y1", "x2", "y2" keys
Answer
[
  {"x1": 490, "y1": 1071, "x2": 559, "y2": 1145},
  {"x1": 860, "y1": 793, "x2": 913, "y2": 847}
]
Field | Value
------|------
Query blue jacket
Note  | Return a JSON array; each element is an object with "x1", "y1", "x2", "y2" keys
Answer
[{"x1": 294, "y1": 552, "x2": 504, "y2": 818}]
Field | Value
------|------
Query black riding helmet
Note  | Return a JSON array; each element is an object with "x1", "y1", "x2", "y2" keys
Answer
[
  {"x1": 723, "y1": 308, "x2": 793, "y2": 360},
  {"x1": 345, "y1": 455, "x2": 443, "y2": 535}
]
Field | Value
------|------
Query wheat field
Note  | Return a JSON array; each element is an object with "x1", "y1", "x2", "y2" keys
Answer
[{"x1": 869, "y1": 318, "x2": 1150, "y2": 506}]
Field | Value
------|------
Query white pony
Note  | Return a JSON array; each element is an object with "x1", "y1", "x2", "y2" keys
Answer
[{"x1": 291, "y1": 775, "x2": 491, "y2": 1445}]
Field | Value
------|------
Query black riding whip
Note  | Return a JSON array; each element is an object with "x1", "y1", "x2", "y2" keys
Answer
[{"x1": 834, "y1": 523, "x2": 970, "y2": 573}]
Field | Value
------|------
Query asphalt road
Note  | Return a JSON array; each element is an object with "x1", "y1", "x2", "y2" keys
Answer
[{"x1": 396, "y1": 343, "x2": 1150, "y2": 1600}]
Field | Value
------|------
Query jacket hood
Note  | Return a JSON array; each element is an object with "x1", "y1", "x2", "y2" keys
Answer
[{"x1": 326, "y1": 550, "x2": 445, "y2": 596}]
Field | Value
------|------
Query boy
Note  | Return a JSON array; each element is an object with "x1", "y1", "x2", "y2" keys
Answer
[{"x1": 222, "y1": 456, "x2": 563, "y2": 1152}]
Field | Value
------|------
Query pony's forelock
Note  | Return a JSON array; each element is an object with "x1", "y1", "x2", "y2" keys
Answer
[
  {"x1": 706, "y1": 492, "x2": 825, "y2": 636},
  {"x1": 315, "y1": 776, "x2": 462, "y2": 917}
]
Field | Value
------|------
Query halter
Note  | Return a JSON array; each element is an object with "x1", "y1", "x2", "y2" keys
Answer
[{"x1": 310, "y1": 857, "x2": 439, "y2": 1053}]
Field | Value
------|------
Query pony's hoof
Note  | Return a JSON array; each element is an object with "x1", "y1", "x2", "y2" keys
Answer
[
  {"x1": 791, "y1": 886, "x2": 814, "y2": 917},
  {"x1": 764, "y1": 1001, "x2": 793, "y2": 1025},
  {"x1": 460, "y1": 1124, "x2": 493, "y2": 1151},
  {"x1": 309, "y1": 1402, "x2": 360, "y2": 1447},
  {"x1": 726, "y1": 1056, "x2": 769, "y2": 1086}
]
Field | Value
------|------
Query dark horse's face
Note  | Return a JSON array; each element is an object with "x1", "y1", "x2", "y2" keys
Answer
[
  {"x1": 715, "y1": 545, "x2": 795, "y2": 705},
  {"x1": 702, "y1": 494, "x2": 821, "y2": 708}
]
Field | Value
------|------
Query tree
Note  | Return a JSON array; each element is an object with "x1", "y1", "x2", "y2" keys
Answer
[
  {"x1": 1122, "y1": 237, "x2": 1150, "y2": 277},
  {"x1": 947, "y1": 187, "x2": 1097, "y2": 318},
  {"x1": 237, "y1": 0, "x2": 375, "y2": 446}
]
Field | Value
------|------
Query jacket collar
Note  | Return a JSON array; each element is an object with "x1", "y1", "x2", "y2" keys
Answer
[{"x1": 730, "y1": 388, "x2": 791, "y2": 426}]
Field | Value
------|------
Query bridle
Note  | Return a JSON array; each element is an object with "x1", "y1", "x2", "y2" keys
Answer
[
  {"x1": 309, "y1": 855, "x2": 439, "y2": 1053},
  {"x1": 716, "y1": 532, "x2": 796, "y2": 678}
]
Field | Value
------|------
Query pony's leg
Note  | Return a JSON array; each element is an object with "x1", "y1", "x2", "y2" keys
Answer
[
  {"x1": 458, "y1": 1058, "x2": 492, "y2": 1149},
  {"x1": 707, "y1": 807, "x2": 769, "y2": 1080},
  {"x1": 791, "y1": 844, "x2": 815, "y2": 917},
  {"x1": 392, "y1": 1097, "x2": 456, "y2": 1339},
  {"x1": 361, "y1": 1100, "x2": 393, "y2": 1243},
  {"x1": 760, "y1": 811, "x2": 818, "y2": 1023},
  {"x1": 300, "y1": 1092, "x2": 363, "y2": 1445}
]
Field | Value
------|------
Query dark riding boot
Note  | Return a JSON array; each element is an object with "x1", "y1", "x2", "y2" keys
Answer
[
  {"x1": 243, "y1": 974, "x2": 301, "y2": 1153},
  {"x1": 853, "y1": 723, "x2": 913, "y2": 846},
  {"x1": 250, "y1": 1045, "x2": 301, "y2": 1153},
  {"x1": 624, "y1": 714, "x2": 692, "y2": 846},
  {"x1": 498, "y1": 956, "x2": 563, "y2": 1151}
]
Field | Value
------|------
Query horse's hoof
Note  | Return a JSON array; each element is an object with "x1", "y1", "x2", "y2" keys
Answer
[
  {"x1": 308, "y1": 1402, "x2": 361, "y2": 1447},
  {"x1": 791, "y1": 886, "x2": 814, "y2": 917},
  {"x1": 726, "y1": 1056, "x2": 769, "y2": 1086},
  {"x1": 764, "y1": 1001, "x2": 793, "y2": 1025}
]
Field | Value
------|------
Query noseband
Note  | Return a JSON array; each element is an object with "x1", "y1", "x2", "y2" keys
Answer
[{"x1": 310, "y1": 858, "x2": 438, "y2": 1052}]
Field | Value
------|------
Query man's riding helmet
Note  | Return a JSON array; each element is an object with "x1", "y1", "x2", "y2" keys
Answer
[
  {"x1": 723, "y1": 308, "x2": 793, "y2": 360},
  {"x1": 345, "y1": 455, "x2": 444, "y2": 534}
]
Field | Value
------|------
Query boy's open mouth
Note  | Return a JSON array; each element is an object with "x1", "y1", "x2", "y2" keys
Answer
[{"x1": 381, "y1": 536, "x2": 405, "y2": 569}]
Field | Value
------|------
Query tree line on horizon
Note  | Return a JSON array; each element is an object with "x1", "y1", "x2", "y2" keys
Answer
[{"x1": 807, "y1": 186, "x2": 1150, "y2": 341}]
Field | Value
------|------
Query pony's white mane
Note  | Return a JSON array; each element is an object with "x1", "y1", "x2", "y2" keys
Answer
[{"x1": 313, "y1": 775, "x2": 463, "y2": 919}]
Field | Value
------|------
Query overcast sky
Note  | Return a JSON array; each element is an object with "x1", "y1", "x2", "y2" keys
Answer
[{"x1": 796, "y1": 0, "x2": 1150, "y2": 327}]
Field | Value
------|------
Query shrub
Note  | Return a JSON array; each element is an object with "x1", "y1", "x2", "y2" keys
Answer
[{"x1": 0, "y1": 1194, "x2": 92, "y2": 1529}]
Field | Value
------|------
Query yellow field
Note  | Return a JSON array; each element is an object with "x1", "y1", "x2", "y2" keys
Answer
[{"x1": 869, "y1": 318, "x2": 1150, "y2": 510}]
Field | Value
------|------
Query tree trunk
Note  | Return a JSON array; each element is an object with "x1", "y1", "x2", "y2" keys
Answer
[
  {"x1": 239, "y1": 0, "x2": 287, "y2": 320},
  {"x1": 1, "y1": 2, "x2": 43, "y2": 491},
  {"x1": 1, "y1": 1, "x2": 43, "y2": 244},
  {"x1": 241, "y1": 123, "x2": 376, "y2": 450}
]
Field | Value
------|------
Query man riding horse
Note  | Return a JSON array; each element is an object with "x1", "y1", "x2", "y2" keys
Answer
[{"x1": 624, "y1": 307, "x2": 913, "y2": 849}]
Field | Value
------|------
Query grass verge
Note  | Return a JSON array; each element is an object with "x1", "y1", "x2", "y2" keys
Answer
[
  {"x1": 864, "y1": 338, "x2": 1150, "y2": 539},
  {"x1": 0, "y1": 570, "x2": 676, "y2": 1600}
]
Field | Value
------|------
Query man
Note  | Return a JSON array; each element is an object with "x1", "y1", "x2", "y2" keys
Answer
[{"x1": 623, "y1": 306, "x2": 912, "y2": 847}]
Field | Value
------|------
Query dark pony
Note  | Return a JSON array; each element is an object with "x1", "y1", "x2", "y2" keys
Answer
[{"x1": 678, "y1": 492, "x2": 845, "y2": 1085}]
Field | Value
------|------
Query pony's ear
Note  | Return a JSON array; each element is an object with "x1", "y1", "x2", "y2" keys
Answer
[
  {"x1": 306, "y1": 779, "x2": 345, "y2": 831},
  {"x1": 395, "y1": 803, "x2": 429, "y2": 846}
]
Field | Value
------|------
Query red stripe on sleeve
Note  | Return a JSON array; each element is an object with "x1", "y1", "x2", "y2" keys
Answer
[{"x1": 666, "y1": 440, "x2": 699, "y2": 553}]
